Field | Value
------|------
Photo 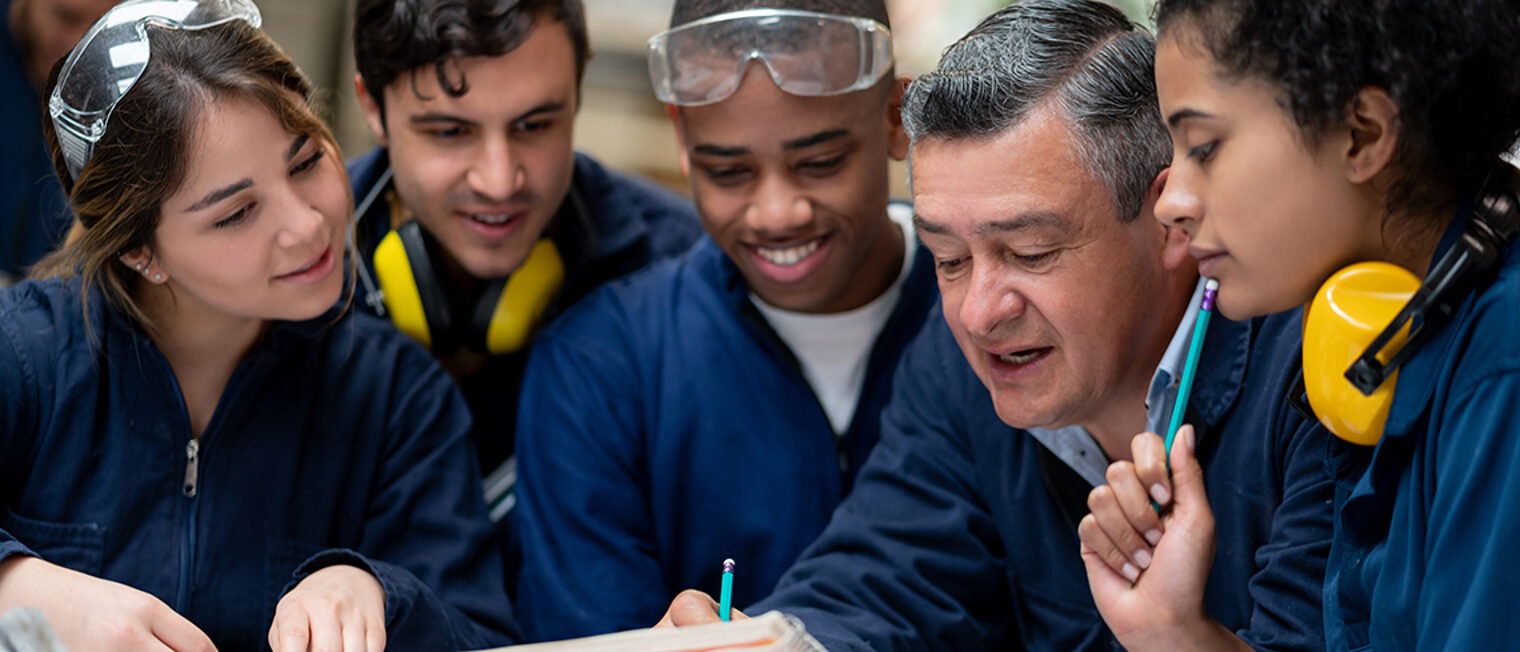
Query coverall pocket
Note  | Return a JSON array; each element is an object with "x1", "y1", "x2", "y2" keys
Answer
[{"x1": 1, "y1": 509, "x2": 107, "y2": 576}]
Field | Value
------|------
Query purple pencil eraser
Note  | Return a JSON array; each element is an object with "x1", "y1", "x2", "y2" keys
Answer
[
  {"x1": 722, "y1": 559, "x2": 735, "y2": 573},
  {"x1": 1201, "y1": 278, "x2": 1219, "y2": 311}
]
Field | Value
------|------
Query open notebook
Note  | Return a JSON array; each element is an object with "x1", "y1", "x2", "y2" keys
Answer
[{"x1": 480, "y1": 612, "x2": 827, "y2": 652}]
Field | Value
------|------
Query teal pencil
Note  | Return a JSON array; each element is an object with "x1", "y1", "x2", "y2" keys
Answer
[
  {"x1": 1165, "y1": 278, "x2": 1220, "y2": 456},
  {"x1": 719, "y1": 559, "x2": 735, "y2": 622}
]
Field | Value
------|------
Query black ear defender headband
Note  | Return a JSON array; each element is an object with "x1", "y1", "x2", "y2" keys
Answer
[
  {"x1": 1291, "y1": 161, "x2": 1520, "y2": 445},
  {"x1": 353, "y1": 168, "x2": 566, "y2": 355}
]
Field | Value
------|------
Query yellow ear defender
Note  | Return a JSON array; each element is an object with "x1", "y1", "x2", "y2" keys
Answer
[
  {"x1": 371, "y1": 221, "x2": 565, "y2": 354},
  {"x1": 1301, "y1": 263, "x2": 1419, "y2": 445},
  {"x1": 1294, "y1": 163, "x2": 1520, "y2": 445}
]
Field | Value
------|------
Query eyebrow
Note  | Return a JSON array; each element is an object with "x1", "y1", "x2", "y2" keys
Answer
[
  {"x1": 784, "y1": 129, "x2": 848, "y2": 151},
  {"x1": 693, "y1": 129, "x2": 851, "y2": 158},
  {"x1": 187, "y1": 179, "x2": 253, "y2": 212},
  {"x1": 408, "y1": 101, "x2": 567, "y2": 129},
  {"x1": 1166, "y1": 108, "x2": 1214, "y2": 130},
  {"x1": 285, "y1": 134, "x2": 309, "y2": 163},
  {"x1": 410, "y1": 112, "x2": 477, "y2": 127},
  {"x1": 975, "y1": 211, "x2": 1072, "y2": 237},
  {"x1": 913, "y1": 211, "x2": 1072, "y2": 237}
]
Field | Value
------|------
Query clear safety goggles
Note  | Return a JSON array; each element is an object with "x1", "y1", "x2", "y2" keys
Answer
[
  {"x1": 48, "y1": 0, "x2": 262, "y2": 183},
  {"x1": 648, "y1": 8, "x2": 893, "y2": 106}
]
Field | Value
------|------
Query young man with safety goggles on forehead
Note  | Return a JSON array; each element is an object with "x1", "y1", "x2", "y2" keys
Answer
[{"x1": 511, "y1": 0, "x2": 938, "y2": 641}]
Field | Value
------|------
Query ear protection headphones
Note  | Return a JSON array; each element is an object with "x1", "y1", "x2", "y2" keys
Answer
[
  {"x1": 1292, "y1": 162, "x2": 1520, "y2": 445},
  {"x1": 352, "y1": 168, "x2": 567, "y2": 355}
]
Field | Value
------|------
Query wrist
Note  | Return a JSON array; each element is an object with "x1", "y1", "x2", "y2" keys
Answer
[
  {"x1": 0, "y1": 556, "x2": 45, "y2": 608},
  {"x1": 1118, "y1": 613, "x2": 1249, "y2": 652}
]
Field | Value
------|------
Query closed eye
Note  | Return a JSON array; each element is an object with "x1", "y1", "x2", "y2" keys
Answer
[
  {"x1": 290, "y1": 148, "x2": 325, "y2": 176},
  {"x1": 1187, "y1": 141, "x2": 1217, "y2": 163},
  {"x1": 214, "y1": 202, "x2": 254, "y2": 229}
]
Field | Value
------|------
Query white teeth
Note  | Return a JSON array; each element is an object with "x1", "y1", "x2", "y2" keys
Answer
[
  {"x1": 998, "y1": 349, "x2": 1045, "y2": 365},
  {"x1": 469, "y1": 213, "x2": 513, "y2": 225},
  {"x1": 755, "y1": 239, "x2": 822, "y2": 267}
]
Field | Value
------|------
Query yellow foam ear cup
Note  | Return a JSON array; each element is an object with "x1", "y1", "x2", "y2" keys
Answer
[
  {"x1": 373, "y1": 229, "x2": 433, "y2": 349},
  {"x1": 1302, "y1": 262, "x2": 1420, "y2": 445},
  {"x1": 483, "y1": 239, "x2": 565, "y2": 354}
]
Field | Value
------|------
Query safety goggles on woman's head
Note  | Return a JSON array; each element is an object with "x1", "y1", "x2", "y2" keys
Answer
[
  {"x1": 648, "y1": 8, "x2": 894, "y2": 107},
  {"x1": 49, "y1": 0, "x2": 262, "y2": 183}
]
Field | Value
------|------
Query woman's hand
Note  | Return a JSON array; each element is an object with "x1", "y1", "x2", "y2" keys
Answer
[
  {"x1": 0, "y1": 556, "x2": 216, "y2": 651},
  {"x1": 1078, "y1": 425, "x2": 1248, "y2": 652},
  {"x1": 268, "y1": 564, "x2": 386, "y2": 652},
  {"x1": 654, "y1": 589, "x2": 749, "y2": 628}
]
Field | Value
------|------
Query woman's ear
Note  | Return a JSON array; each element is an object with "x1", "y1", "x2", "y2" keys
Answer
[
  {"x1": 119, "y1": 247, "x2": 167, "y2": 284},
  {"x1": 1342, "y1": 86, "x2": 1400, "y2": 184}
]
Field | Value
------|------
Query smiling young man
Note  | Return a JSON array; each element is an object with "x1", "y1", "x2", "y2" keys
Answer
[
  {"x1": 349, "y1": 0, "x2": 701, "y2": 519},
  {"x1": 656, "y1": 2, "x2": 1335, "y2": 650},
  {"x1": 510, "y1": 0, "x2": 938, "y2": 641}
]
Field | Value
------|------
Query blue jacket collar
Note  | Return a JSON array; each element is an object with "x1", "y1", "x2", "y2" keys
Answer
[{"x1": 1383, "y1": 205, "x2": 1478, "y2": 437}]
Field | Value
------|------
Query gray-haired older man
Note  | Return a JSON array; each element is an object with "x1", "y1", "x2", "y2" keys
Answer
[{"x1": 657, "y1": 1, "x2": 1333, "y2": 650}]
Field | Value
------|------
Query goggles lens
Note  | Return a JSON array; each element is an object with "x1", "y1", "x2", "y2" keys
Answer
[
  {"x1": 649, "y1": 9, "x2": 893, "y2": 106},
  {"x1": 49, "y1": 0, "x2": 262, "y2": 183}
]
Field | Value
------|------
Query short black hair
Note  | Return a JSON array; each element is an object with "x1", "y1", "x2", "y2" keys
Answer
[
  {"x1": 1155, "y1": 0, "x2": 1520, "y2": 215},
  {"x1": 670, "y1": 0, "x2": 889, "y2": 29},
  {"x1": 902, "y1": 0, "x2": 1168, "y2": 222},
  {"x1": 354, "y1": 0, "x2": 590, "y2": 120}
]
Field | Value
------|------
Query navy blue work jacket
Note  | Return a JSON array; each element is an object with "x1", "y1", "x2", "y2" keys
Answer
[
  {"x1": 1324, "y1": 210, "x2": 1520, "y2": 651},
  {"x1": 0, "y1": 279, "x2": 518, "y2": 650},
  {"x1": 513, "y1": 235, "x2": 940, "y2": 641},
  {"x1": 347, "y1": 148, "x2": 701, "y2": 474},
  {"x1": 0, "y1": 0, "x2": 71, "y2": 278},
  {"x1": 752, "y1": 304, "x2": 1334, "y2": 651}
]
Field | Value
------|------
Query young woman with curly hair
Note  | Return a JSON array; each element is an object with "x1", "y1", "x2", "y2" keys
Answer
[{"x1": 1076, "y1": 0, "x2": 1520, "y2": 650}]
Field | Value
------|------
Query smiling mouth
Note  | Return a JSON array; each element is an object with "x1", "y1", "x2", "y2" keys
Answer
[
  {"x1": 291, "y1": 249, "x2": 325, "y2": 274},
  {"x1": 996, "y1": 347, "x2": 1052, "y2": 365},
  {"x1": 465, "y1": 212, "x2": 518, "y2": 225},
  {"x1": 752, "y1": 237, "x2": 825, "y2": 267}
]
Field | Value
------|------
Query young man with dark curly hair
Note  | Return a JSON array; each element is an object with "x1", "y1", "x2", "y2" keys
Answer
[{"x1": 348, "y1": 0, "x2": 702, "y2": 522}]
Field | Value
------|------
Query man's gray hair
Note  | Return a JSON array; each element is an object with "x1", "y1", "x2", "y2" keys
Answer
[{"x1": 902, "y1": 0, "x2": 1169, "y2": 221}]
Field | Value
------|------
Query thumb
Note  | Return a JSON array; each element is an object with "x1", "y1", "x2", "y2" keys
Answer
[{"x1": 1168, "y1": 424, "x2": 1210, "y2": 519}]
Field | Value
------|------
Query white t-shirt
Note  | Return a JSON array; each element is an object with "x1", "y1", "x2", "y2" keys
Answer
[{"x1": 751, "y1": 204, "x2": 918, "y2": 435}]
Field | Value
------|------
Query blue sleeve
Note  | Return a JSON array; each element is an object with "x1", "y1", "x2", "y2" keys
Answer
[
  {"x1": 1415, "y1": 366, "x2": 1520, "y2": 651},
  {"x1": 1237, "y1": 397, "x2": 1335, "y2": 652},
  {"x1": 513, "y1": 320, "x2": 662, "y2": 641},
  {"x1": 750, "y1": 329, "x2": 1010, "y2": 651},
  {"x1": 289, "y1": 345, "x2": 519, "y2": 649},
  {"x1": 0, "y1": 295, "x2": 44, "y2": 567}
]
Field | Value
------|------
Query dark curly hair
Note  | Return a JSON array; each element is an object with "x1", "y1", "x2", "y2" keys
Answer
[
  {"x1": 354, "y1": 0, "x2": 590, "y2": 122},
  {"x1": 1154, "y1": 0, "x2": 1520, "y2": 218}
]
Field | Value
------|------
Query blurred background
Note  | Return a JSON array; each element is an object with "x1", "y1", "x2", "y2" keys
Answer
[{"x1": 262, "y1": 0, "x2": 1159, "y2": 196}]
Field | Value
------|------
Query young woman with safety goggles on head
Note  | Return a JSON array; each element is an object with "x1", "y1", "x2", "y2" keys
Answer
[
  {"x1": 0, "y1": 1, "x2": 516, "y2": 650},
  {"x1": 1073, "y1": 0, "x2": 1520, "y2": 650}
]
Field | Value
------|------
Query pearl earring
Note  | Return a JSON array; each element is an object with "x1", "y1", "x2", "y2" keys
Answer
[{"x1": 153, "y1": 274, "x2": 163, "y2": 282}]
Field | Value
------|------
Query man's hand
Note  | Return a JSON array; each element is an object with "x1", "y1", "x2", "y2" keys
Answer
[
  {"x1": 0, "y1": 556, "x2": 217, "y2": 652},
  {"x1": 1078, "y1": 425, "x2": 1248, "y2": 652},
  {"x1": 268, "y1": 564, "x2": 386, "y2": 652},
  {"x1": 654, "y1": 590, "x2": 749, "y2": 628}
]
